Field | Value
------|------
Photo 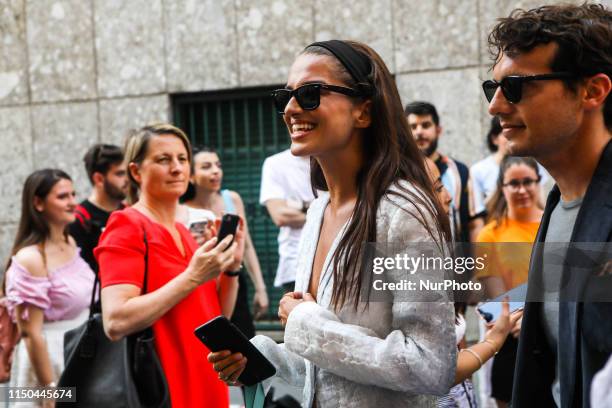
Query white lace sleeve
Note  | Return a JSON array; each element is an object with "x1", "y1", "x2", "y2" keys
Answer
[{"x1": 283, "y1": 203, "x2": 456, "y2": 395}]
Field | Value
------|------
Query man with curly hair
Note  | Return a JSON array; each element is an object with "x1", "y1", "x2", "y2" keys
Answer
[{"x1": 484, "y1": 3, "x2": 612, "y2": 408}]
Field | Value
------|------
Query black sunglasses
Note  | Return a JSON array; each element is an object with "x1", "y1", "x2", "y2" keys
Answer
[
  {"x1": 271, "y1": 83, "x2": 363, "y2": 114},
  {"x1": 482, "y1": 72, "x2": 575, "y2": 104}
]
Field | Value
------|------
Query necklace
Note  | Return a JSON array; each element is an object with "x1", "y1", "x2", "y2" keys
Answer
[{"x1": 46, "y1": 239, "x2": 70, "y2": 254}]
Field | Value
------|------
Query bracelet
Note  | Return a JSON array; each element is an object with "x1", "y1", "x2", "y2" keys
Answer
[
  {"x1": 482, "y1": 338, "x2": 499, "y2": 355},
  {"x1": 224, "y1": 263, "x2": 243, "y2": 277},
  {"x1": 224, "y1": 270, "x2": 241, "y2": 277},
  {"x1": 460, "y1": 348, "x2": 483, "y2": 368}
]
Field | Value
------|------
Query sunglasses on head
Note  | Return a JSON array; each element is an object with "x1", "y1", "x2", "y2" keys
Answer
[
  {"x1": 271, "y1": 83, "x2": 363, "y2": 114},
  {"x1": 482, "y1": 72, "x2": 575, "y2": 104}
]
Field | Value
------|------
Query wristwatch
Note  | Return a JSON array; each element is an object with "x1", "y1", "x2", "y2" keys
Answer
[{"x1": 224, "y1": 264, "x2": 243, "y2": 277}]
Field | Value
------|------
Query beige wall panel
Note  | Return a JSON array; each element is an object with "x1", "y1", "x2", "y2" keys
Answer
[
  {"x1": 164, "y1": 0, "x2": 239, "y2": 92},
  {"x1": 0, "y1": 106, "x2": 33, "y2": 223},
  {"x1": 27, "y1": 0, "x2": 97, "y2": 102},
  {"x1": 99, "y1": 95, "x2": 170, "y2": 146},
  {"x1": 94, "y1": 0, "x2": 166, "y2": 97},
  {"x1": 31, "y1": 102, "x2": 99, "y2": 200},
  {"x1": 0, "y1": 0, "x2": 29, "y2": 105},
  {"x1": 237, "y1": 0, "x2": 314, "y2": 86},
  {"x1": 314, "y1": 0, "x2": 394, "y2": 71},
  {"x1": 0, "y1": 223, "x2": 18, "y2": 275},
  {"x1": 394, "y1": 0, "x2": 479, "y2": 72}
]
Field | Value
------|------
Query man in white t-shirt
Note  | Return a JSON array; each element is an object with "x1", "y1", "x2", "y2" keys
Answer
[{"x1": 259, "y1": 149, "x2": 314, "y2": 292}]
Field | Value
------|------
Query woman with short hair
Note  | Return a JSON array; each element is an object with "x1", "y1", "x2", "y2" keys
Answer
[{"x1": 96, "y1": 123, "x2": 243, "y2": 408}]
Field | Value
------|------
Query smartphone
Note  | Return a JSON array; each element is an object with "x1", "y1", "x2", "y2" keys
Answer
[
  {"x1": 477, "y1": 283, "x2": 527, "y2": 323},
  {"x1": 194, "y1": 316, "x2": 276, "y2": 386},
  {"x1": 217, "y1": 214, "x2": 240, "y2": 246}
]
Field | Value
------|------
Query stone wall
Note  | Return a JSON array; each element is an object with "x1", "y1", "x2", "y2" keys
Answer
[{"x1": 0, "y1": 0, "x2": 609, "y2": 263}]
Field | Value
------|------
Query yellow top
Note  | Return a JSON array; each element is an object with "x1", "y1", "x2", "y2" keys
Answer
[{"x1": 474, "y1": 218, "x2": 540, "y2": 290}]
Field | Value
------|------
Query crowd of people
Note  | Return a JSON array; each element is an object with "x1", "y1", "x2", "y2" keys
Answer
[{"x1": 0, "y1": 2, "x2": 610, "y2": 408}]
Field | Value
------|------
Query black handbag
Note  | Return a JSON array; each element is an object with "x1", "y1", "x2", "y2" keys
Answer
[{"x1": 57, "y1": 229, "x2": 170, "y2": 407}]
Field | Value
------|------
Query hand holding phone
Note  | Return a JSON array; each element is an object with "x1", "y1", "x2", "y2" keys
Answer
[
  {"x1": 217, "y1": 214, "x2": 241, "y2": 247},
  {"x1": 215, "y1": 214, "x2": 246, "y2": 272},
  {"x1": 483, "y1": 297, "x2": 524, "y2": 351},
  {"x1": 197, "y1": 316, "x2": 276, "y2": 386},
  {"x1": 185, "y1": 234, "x2": 237, "y2": 285},
  {"x1": 477, "y1": 283, "x2": 527, "y2": 323}
]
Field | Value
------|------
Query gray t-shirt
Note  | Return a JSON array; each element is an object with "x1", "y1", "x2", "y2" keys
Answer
[{"x1": 542, "y1": 196, "x2": 583, "y2": 407}]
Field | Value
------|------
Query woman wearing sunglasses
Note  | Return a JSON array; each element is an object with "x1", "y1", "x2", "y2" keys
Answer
[
  {"x1": 208, "y1": 40, "x2": 456, "y2": 407},
  {"x1": 474, "y1": 155, "x2": 543, "y2": 407}
]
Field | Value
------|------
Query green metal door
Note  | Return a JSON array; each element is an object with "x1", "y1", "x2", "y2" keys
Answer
[{"x1": 172, "y1": 86, "x2": 290, "y2": 330}]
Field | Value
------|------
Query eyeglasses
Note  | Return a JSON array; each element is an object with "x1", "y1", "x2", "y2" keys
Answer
[
  {"x1": 502, "y1": 177, "x2": 541, "y2": 192},
  {"x1": 271, "y1": 83, "x2": 363, "y2": 114},
  {"x1": 482, "y1": 72, "x2": 575, "y2": 104}
]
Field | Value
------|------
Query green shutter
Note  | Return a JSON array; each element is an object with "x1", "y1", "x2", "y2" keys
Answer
[{"x1": 172, "y1": 87, "x2": 290, "y2": 331}]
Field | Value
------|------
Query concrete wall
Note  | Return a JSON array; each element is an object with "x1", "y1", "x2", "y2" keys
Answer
[{"x1": 1, "y1": 0, "x2": 609, "y2": 263}]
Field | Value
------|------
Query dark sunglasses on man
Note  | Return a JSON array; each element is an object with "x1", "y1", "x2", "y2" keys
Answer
[
  {"x1": 271, "y1": 83, "x2": 365, "y2": 114},
  {"x1": 482, "y1": 72, "x2": 575, "y2": 104}
]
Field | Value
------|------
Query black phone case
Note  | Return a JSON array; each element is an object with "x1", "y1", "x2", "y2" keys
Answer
[
  {"x1": 217, "y1": 214, "x2": 240, "y2": 246},
  {"x1": 194, "y1": 316, "x2": 276, "y2": 385}
]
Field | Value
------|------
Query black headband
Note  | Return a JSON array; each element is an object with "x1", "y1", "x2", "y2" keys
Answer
[{"x1": 306, "y1": 40, "x2": 373, "y2": 95}]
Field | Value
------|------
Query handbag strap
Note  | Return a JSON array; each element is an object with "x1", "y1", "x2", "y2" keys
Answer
[
  {"x1": 88, "y1": 274, "x2": 99, "y2": 319},
  {"x1": 142, "y1": 228, "x2": 149, "y2": 294},
  {"x1": 87, "y1": 223, "x2": 149, "y2": 317}
]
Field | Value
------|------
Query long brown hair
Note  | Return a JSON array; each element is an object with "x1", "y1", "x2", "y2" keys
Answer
[
  {"x1": 486, "y1": 156, "x2": 540, "y2": 227},
  {"x1": 304, "y1": 41, "x2": 451, "y2": 310},
  {"x1": 4, "y1": 169, "x2": 72, "y2": 275}
]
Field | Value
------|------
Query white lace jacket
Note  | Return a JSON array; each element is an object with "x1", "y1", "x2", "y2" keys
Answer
[{"x1": 252, "y1": 182, "x2": 456, "y2": 407}]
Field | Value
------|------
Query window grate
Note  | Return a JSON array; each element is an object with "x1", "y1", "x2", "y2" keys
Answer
[{"x1": 172, "y1": 86, "x2": 290, "y2": 330}]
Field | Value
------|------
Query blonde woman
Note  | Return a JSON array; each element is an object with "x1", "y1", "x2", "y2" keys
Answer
[{"x1": 96, "y1": 124, "x2": 243, "y2": 408}]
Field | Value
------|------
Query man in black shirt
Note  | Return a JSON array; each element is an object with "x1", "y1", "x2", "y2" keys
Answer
[
  {"x1": 69, "y1": 144, "x2": 128, "y2": 272},
  {"x1": 405, "y1": 101, "x2": 484, "y2": 243}
]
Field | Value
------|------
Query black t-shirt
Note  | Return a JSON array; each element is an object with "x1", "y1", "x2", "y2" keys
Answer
[{"x1": 69, "y1": 199, "x2": 118, "y2": 273}]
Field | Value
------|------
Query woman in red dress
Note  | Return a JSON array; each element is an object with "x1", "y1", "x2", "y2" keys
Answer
[{"x1": 95, "y1": 123, "x2": 243, "y2": 408}]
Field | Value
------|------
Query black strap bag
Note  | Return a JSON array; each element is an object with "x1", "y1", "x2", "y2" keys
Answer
[{"x1": 58, "y1": 229, "x2": 170, "y2": 407}]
